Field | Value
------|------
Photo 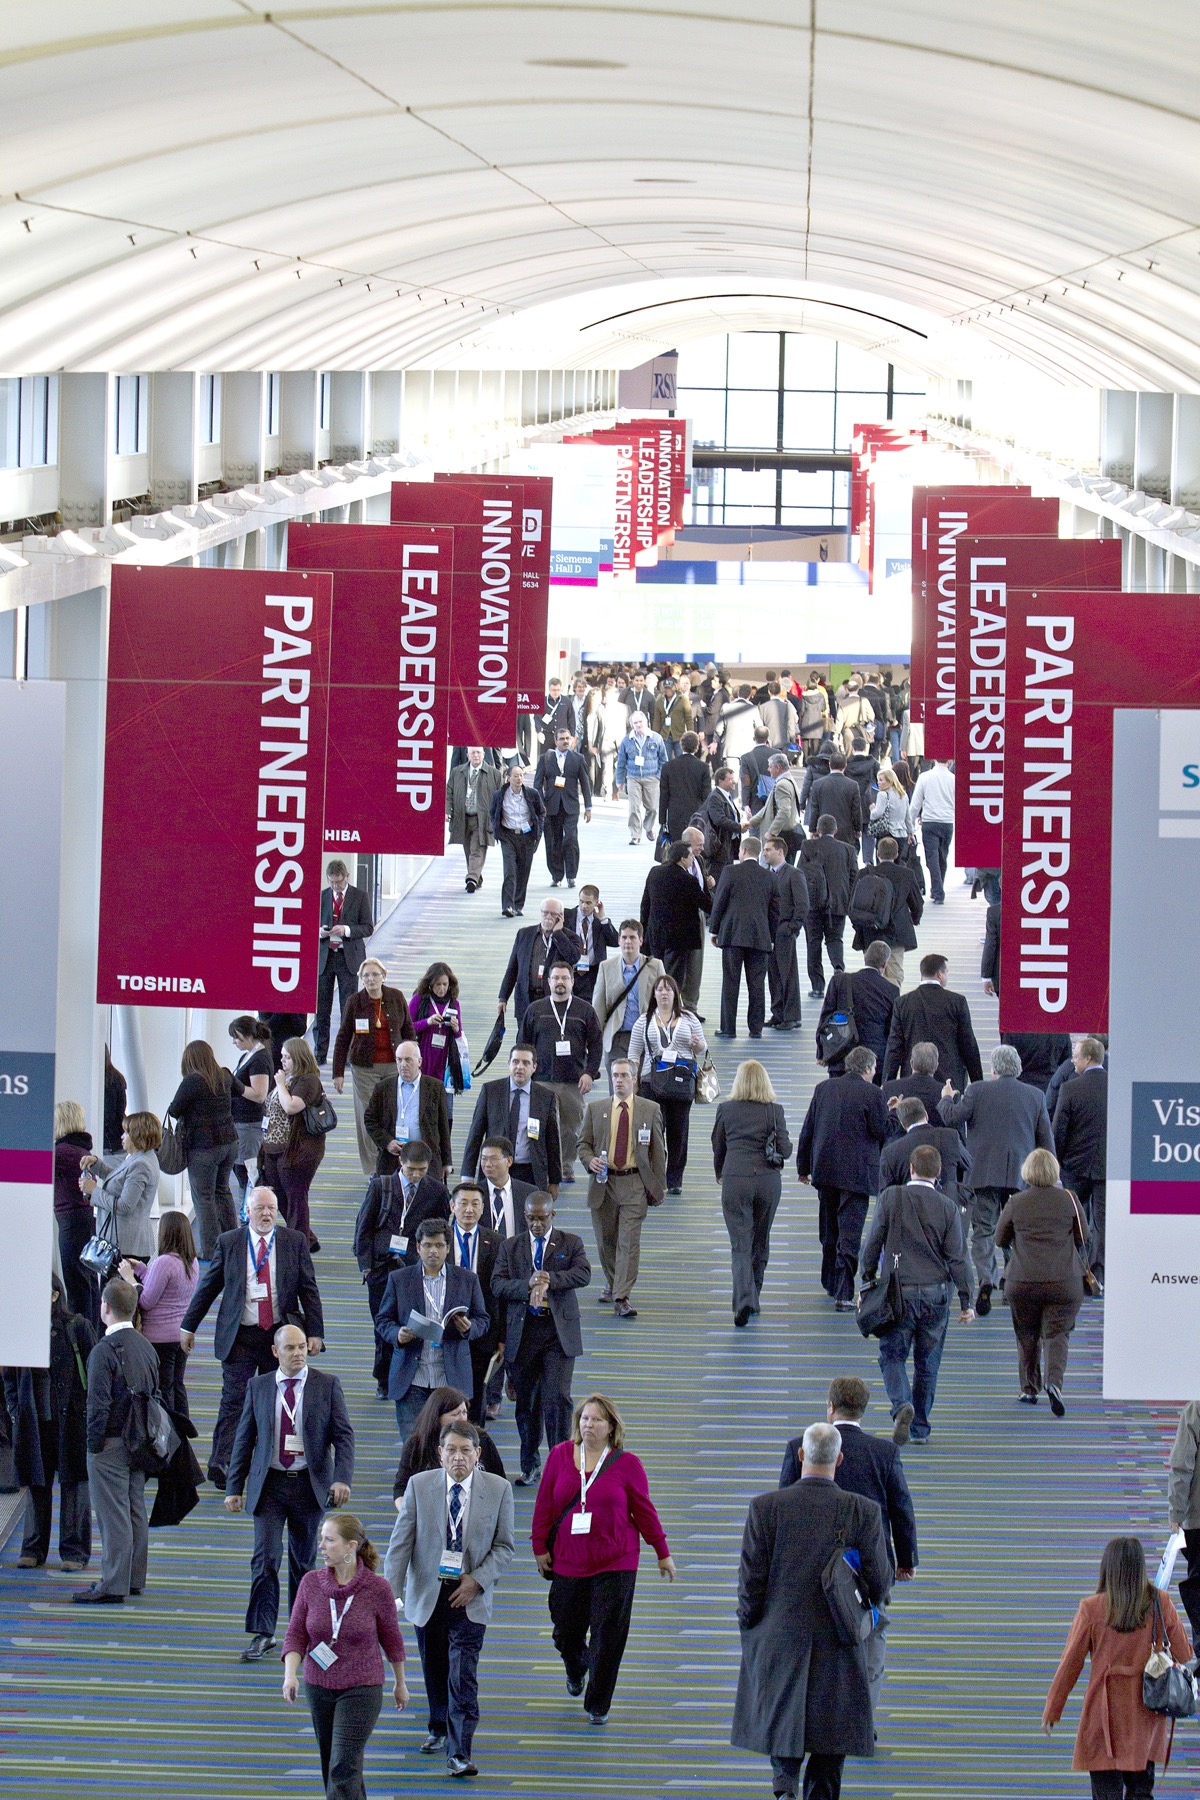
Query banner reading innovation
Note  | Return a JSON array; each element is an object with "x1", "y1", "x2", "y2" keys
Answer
[
  {"x1": 435, "y1": 471, "x2": 553, "y2": 715},
  {"x1": 287, "y1": 523, "x2": 453, "y2": 854},
  {"x1": 99, "y1": 566, "x2": 332, "y2": 1010}
]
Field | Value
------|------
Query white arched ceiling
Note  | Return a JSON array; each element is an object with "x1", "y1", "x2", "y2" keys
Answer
[{"x1": 3, "y1": 2, "x2": 1200, "y2": 385}]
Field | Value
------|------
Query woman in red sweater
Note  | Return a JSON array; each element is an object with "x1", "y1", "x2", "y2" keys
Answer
[
  {"x1": 282, "y1": 1513, "x2": 408, "y2": 1800},
  {"x1": 531, "y1": 1393, "x2": 675, "y2": 1724}
]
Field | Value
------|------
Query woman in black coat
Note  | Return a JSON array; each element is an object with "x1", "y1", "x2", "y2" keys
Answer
[
  {"x1": 6, "y1": 1277, "x2": 95, "y2": 1572},
  {"x1": 854, "y1": 835, "x2": 923, "y2": 984},
  {"x1": 712, "y1": 1061, "x2": 792, "y2": 1328},
  {"x1": 53, "y1": 1100, "x2": 99, "y2": 1327},
  {"x1": 391, "y1": 1386, "x2": 506, "y2": 1503}
]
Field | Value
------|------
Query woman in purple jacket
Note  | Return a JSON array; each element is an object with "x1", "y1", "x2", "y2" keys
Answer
[
  {"x1": 409, "y1": 962, "x2": 467, "y2": 1120},
  {"x1": 120, "y1": 1211, "x2": 199, "y2": 1416}
]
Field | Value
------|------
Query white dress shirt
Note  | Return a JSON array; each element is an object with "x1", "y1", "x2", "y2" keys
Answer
[
  {"x1": 271, "y1": 1363, "x2": 309, "y2": 1470},
  {"x1": 242, "y1": 1229, "x2": 279, "y2": 1328}
]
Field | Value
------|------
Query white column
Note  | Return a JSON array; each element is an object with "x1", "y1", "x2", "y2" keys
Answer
[
  {"x1": 280, "y1": 372, "x2": 319, "y2": 474},
  {"x1": 58, "y1": 373, "x2": 113, "y2": 528},
  {"x1": 369, "y1": 372, "x2": 402, "y2": 455},
  {"x1": 329, "y1": 371, "x2": 367, "y2": 463},
  {"x1": 222, "y1": 371, "x2": 266, "y2": 486},
  {"x1": 149, "y1": 371, "x2": 199, "y2": 510}
]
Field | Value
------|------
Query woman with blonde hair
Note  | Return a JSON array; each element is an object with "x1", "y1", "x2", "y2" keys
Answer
[
  {"x1": 260, "y1": 1037, "x2": 328, "y2": 1251},
  {"x1": 531, "y1": 1394, "x2": 675, "y2": 1724},
  {"x1": 868, "y1": 763, "x2": 913, "y2": 844},
  {"x1": 996, "y1": 1147, "x2": 1087, "y2": 1414},
  {"x1": 712, "y1": 1061, "x2": 792, "y2": 1327}
]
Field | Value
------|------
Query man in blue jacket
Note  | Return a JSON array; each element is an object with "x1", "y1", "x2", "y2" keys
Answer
[
  {"x1": 615, "y1": 711, "x2": 669, "y2": 845},
  {"x1": 796, "y1": 1046, "x2": 890, "y2": 1309},
  {"x1": 376, "y1": 1218, "x2": 490, "y2": 1439}
]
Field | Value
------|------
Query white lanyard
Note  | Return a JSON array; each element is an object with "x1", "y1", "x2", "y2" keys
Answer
[
  {"x1": 328, "y1": 1594, "x2": 355, "y2": 1644},
  {"x1": 578, "y1": 1444, "x2": 609, "y2": 1513},
  {"x1": 549, "y1": 999, "x2": 571, "y2": 1037},
  {"x1": 280, "y1": 1382, "x2": 300, "y2": 1431}
]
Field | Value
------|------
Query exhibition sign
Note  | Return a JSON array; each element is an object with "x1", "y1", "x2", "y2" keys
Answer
[
  {"x1": 99, "y1": 566, "x2": 332, "y2": 1009},
  {"x1": 440, "y1": 471, "x2": 553, "y2": 712}
]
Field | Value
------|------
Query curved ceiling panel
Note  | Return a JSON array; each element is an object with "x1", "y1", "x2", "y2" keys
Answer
[{"x1": 2, "y1": 1, "x2": 1199, "y2": 384}]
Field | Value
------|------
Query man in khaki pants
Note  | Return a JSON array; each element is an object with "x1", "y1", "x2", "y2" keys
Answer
[{"x1": 579, "y1": 1061, "x2": 666, "y2": 1318}]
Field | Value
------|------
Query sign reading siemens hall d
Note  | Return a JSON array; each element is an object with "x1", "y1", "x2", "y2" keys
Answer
[{"x1": 1131, "y1": 1082, "x2": 1200, "y2": 1214}]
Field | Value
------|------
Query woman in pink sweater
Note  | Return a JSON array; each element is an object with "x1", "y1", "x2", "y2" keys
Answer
[
  {"x1": 119, "y1": 1210, "x2": 198, "y2": 1417},
  {"x1": 531, "y1": 1392, "x2": 675, "y2": 1724},
  {"x1": 283, "y1": 1513, "x2": 407, "y2": 1800}
]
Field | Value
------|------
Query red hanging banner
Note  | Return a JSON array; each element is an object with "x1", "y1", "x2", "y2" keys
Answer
[
  {"x1": 951, "y1": 535, "x2": 1122, "y2": 869},
  {"x1": 287, "y1": 523, "x2": 452, "y2": 854},
  {"x1": 434, "y1": 472, "x2": 552, "y2": 716},
  {"x1": 98, "y1": 566, "x2": 332, "y2": 1010}
]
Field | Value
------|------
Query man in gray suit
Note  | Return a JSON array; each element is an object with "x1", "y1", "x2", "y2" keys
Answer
[
  {"x1": 938, "y1": 1043, "x2": 1053, "y2": 1314},
  {"x1": 732, "y1": 1421, "x2": 890, "y2": 1800},
  {"x1": 385, "y1": 1417, "x2": 516, "y2": 1779}
]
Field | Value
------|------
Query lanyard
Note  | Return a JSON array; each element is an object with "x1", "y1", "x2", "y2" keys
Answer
[
  {"x1": 328, "y1": 1593, "x2": 355, "y2": 1644},
  {"x1": 578, "y1": 1444, "x2": 609, "y2": 1513},
  {"x1": 398, "y1": 1083, "x2": 416, "y2": 1129},
  {"x1": 279, "y1": 1380, "x2": 301, "y2": 1430},
  {"x1": 549, "y1": 998, "x2": 571, "y2": 1038},
  {"x1": 252, "y1": 1229, "x2": 275, "y2": 1276}
]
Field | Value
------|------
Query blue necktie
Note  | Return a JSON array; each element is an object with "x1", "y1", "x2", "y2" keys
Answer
[
  {"x1": 533, "y1": 1237, "x2": 544, "y2": 1272},
  {"x1": 448, "y1": 1482, "x2": 463, "y2": 1551}
]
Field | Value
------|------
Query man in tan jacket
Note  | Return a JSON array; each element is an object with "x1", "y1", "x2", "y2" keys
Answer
[
  {"x1": 579, "y1": 1061, "x2": 666, "y2": 1318},
  {"x1": 591, "y1": 920, "x2": 664, "y2": 1066}
]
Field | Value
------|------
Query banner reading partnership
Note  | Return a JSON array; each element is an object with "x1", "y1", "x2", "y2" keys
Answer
[{"x1": 98, "y1": 567, "x2": 332, "y2": 1011}]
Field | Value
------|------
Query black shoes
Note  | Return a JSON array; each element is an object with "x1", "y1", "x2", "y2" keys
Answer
[
  {"x1": 420, "y1": 1732, "x2": 448, "y2": 1755},
  {"x1": 207, "y1": 1465, "x2": 227, "y2": 1490},
  {"x1": 1018, "y1": 1389, "x2": 1038, "y2": 1405},
  {"x1": 566, "y1": 1673, "x2": 585, "y2": 1697},
  {"x1": 240, "y1": 1633, "x2": 276, "y2": 1662},
  {"x1": 891, "y1": 1403, "x2": 914, "y2": 1446},
  {"x1": 835, "y1": 1299, "x2": 854, "y2": 1313},
  {"x1": 734, "y1": 1306, "x2": 752, "y2": 1328},
  {"x1": 71, "y1": 1587, "x2": 123, "y2": 1605},
  {"x1": 588, "y1": 1712, "x2": 609, "y2": 1726},
  {"x1": 975, "y1": 1284, "x2": 993, "y2": 1317},
  {"x1": 1047, "y1": 1384, "x2": 1066, "y2": 1417},
  {"x1": 513, "y1": 1463, "x2": 541, "y2": 1487}
]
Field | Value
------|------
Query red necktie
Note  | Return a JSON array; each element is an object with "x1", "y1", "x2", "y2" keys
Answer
[
  {"x1": 256, "y1": 1235, "x2": 273, "y2": 1332},
  {"x1": 332, "y1": 891, "x2": 344, "y2": 923},
  {"x1": 613, "y1": 1101, "x2": 630, "y2": 1169},
  {"x1": 279, "y1": 1377, "x2": 297, "y2": 1468}
]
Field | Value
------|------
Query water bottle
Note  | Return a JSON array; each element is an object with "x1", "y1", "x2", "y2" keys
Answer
[{"x1": 596, "y1": 1153, "x2": 608, "y2": 1183}]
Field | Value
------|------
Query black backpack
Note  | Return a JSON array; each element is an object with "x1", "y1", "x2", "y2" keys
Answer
[
  {"x1": 849, "y1": 867, "x2": 893, "y2": 935},
  {"x1": 802, "y1": 852, "x2": 828, "y2": 913},
  {"x1": 689, "y1": 807, "x2": 717, "y2": 860}
]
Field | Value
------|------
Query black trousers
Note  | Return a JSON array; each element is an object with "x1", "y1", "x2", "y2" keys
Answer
[
  {"x1": 1073, "y1": 1174, "x2": 1107, "y2": 1279},
  {"x1": 548, "y1": 1568, "x2": 637, "y2": 1718},
  {"x1": 637, "y1": 1082, "x2": 693, "y2": 1186},
  {"x1": 57, "y1": 1209, "x2": 99, "y2": 1328},
  {"x1": 544, "y1": 811, "x2": 581, "y2": 882},
  {"x1": 1180, "y1": 1530, "x2": 1200, "y2": 1644},
  {"x1": 415, "y1": 1584, "x2": 487, "y2": 1759},
  {"x1": 817, "y1": 1187, "x2": 869, "y2": 1303},
  {"x1": 305, "y1": 1680, "x2": 383, "y2": 1800},
  {"x1": 22, "y1": 1418, "x2": 91, "y2": 1566},
  {"x1": 246, "y1": 1469, "x2": 323, "y2": 1636},
  {"x1": 212, "y1": 1324, "x2": 276, "y2": 1473},
  {"x1": 768, "y1": 923, "x2": 803, "y2": 1024},
  {"x1": 805, "y1": 910, "x2": 846, "y2": 992},
  {"x1": 1088, "y1": 1766, "x2": 1154, "y2": 1799},
  {"x1": 365, "y1": 1267, "x2": 393, "y2": 1388},
  {"x1": 314, "y1": 954, "x2": 356, "y2": 1060},
  {"x1": 498, "y1": 826, "x2": 536, "y2": 912},
  {"x1": 771, "y1": 1750, "x2": 845, "y2": 1799},
  {"x1": 720, "y1": 946, "x2": 768, "y2": 1036},
  {"x1": 511, "y1": 1312, "x2": 574, "y2": 1475},
  {"x1": 153, "y1": 1341, "x2": 191, "y2": 1419}
]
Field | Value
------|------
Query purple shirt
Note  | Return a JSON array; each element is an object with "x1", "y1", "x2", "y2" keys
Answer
[
  {"x1": 136, "y1": 1252, "x2": 199, "y2": 1344},
  {"x1": 410, "y1": 995, "x2": 463, "y2": 1085},
  {"x1": 282, "y1": 1563, "x2": 406, "y2": 1689}
]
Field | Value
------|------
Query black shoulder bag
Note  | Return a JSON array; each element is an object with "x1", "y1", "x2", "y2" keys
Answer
[
  {"x1": 821, "y1": 1518, "x2": 877, "y2": 1646},
  {"x1": 540, "y1": 1449, "x2": 625, "y2": 1580}
]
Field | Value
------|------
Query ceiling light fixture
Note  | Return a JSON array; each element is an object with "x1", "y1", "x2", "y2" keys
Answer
[
  {"x1": 527, "y1": 56, "x2": 626, "y2": 69},
  {"x1": 635, "y1": 177, "x2": 695, "y2": 185}
]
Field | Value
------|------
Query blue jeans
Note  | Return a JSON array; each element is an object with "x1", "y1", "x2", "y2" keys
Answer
[
  {"x1": 395, "y1": 1384, "x2": 435, "y2": 1444},
  {"x1": 921, "y1": 821, "x2": 953, "y2": 902},
  {"x1": 877, "y1": 1281, "x2": 952, "y2": 1439},
  {"x1": 888, "y1": 725, "x2": 901, "y2": 762}
]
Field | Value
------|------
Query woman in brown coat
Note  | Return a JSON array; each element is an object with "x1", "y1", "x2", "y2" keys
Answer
[
  {"x1": 1043, "y1": 1536, "x2": 1191, "y2": 1797},
  {"x1": 995, "y1": 1147, "x2": 1085, "y2": 1416}
]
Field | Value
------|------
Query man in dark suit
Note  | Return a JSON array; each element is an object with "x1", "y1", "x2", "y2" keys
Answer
[
  {"x1": 816, "y1": 943, "x2": 896, "y2": 1075},
  {"x1": 313, "y1": 859, "x2": 375, "y2": 1064},
  {"x1": 805, "y1": 751, "x2": 863, "y2": 845},
  {"x1": 658, "y1": 731, "x2": 712, "y2": 839},
  {"x1": 640, "y1": 840, "x2": 712, "y2": 1003},
  {"x1": 376, "y1": 1217, "x2": 490, "y2": 1440},
  {"x1": 881, "y1": 1042, "x2": 945, "y2": 1135},
  {"x1": 538, "y1": 677, "x2": 573, "y2": 753},
  {"x1": 762, "y1": 834, "x2": 809, "y2": 1030},
  {"x1": 75, "y1": 1277, "x2": 162, "y2": 1604},
  {"x1": 491, "y1": 1192, "x2": 590, "y2": 1483},
  {"x1": 800, "y1": 816, "x2": 858, "y2": 998},
  {"x1": 488, "y1": 765, "x2": 546, "y2": 918},
  {"x1": 1053, "y1": 1034, "x2": 1108, "y2": 1281},
  {"x1": 940, "y1": 1043, "x2": 1054, "y2": 1311},
  {"x1": 179, "y1": 1187, "x2": 324, "y2": 1488},
  {"x1": 797, "y1": 1046, "x2": 891, "y2": 1308},
  {"x1": 562, "y1": 886, "x2": 618, "y2": 1002},
  {"x1": 364, "y1": 1039, "x2": 453, "y2": 1178},
  {"x1": 224, "y1": 1324, "x2": 354, "y2": 1662},
  {"x1": 1002, "y1": 1031, "x2": 1073, "y2": 1095},
  {"x1": 879, "y1": 1098, "x2": 973, "y2": 1208},
  {"x1": 702, "y1": 766, "x2": 744, "y2": 872},
  {"x1": 738, "y1": 726, "x2": 775, "y2": 813},
  {"x1": 710, "y1": 838, "x2": 780, "y2": 1040},
  {"x1": 496, "y1": 898, "x2": 581, "y2": 1029},
  {"x1": 353, "y1": 1142, "x2": 452, "y2": 1394},
  {"x1": 732, "y1": 1422, "x2": 889, "y2": 1800},
  {"x1": 779, "y1": 1375, "x2": 918, "y2": 1715},
  {"x1": 476, "y1": 1138, "x2": 535, "y2": 1240},
  {"x1": 883, "y1": 953, "x2": 983, "y2": 1091},
  {"x1": 460, "y1": 1045, "x2": 563, "y2": 1194},
  {"x1": 446, "y1": 1182, "x2": 504, "y2": 1423},
  {"x1": 533, "y1": 727, "x2": 593, "y2": 888}
]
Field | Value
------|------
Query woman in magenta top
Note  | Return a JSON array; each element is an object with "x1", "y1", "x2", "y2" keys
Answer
[
  {"x1": 531, "y1": 1392, "x2": 675, "y2": 1724},
  {"x1": 119, "y1": 1210, "x2": 199, "y2": 1418},
  {"x1": 409, "y1": 962, "x2": 466, "y2": 1119},
  {"x1": 282, "y1": 1512, "x2": 407, "y2": 1800}
]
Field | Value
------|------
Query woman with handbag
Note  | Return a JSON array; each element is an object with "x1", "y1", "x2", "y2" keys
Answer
[
  {"x1": 54, "y1": 1100, "x2": 100, "y2": 1327},
  {"x1": 408, "y1": 961, "x2": 467, "y2": 1124},
  {"x1": 331, "y1": 957, "x2": 417, "y2": 1178},
  {"x1": 226, "y1": 1017, "x2": 273, "y2": 1207},
  {"x1": 79, "y1": 1111, "x2": 161, "y2": 1262},
  {"x1": 712, "y1": 1061, "x2": 793, "y2": 1327},
  {"x1": 1043, "y1": 1536, "x2": 1191, "y2": 1796},
  {"x1": 531, "y1": 1394, "x2": 675, "y2": 1725},
  {"x1": 259, "y1": 1037, "x2": 328, "y2": 1253},
  {"x1": 868, "y1": 766, "x2": 913, "y2": 844},
  {"x1": 628, "y1": 974, "x2": 706, "y2": 1193},
  {"x1": 995, "y1": 1148, "x2": 1087, "y2": 1416},
  {"x1": 119, "y1": 1210, "x2": 199, "y2": 1418},
  {"x1": 165, "y1": 1041, "x2": 238, "y2": 1259}
]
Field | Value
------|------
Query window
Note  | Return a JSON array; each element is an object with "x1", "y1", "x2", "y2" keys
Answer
[
  {"x1": 319, "y1": 371, "x2": 332, "y2": 430},
  {"x1": 200, "y1": 373, "x2": 222, "y2": 445},
  {"x1": 266, "y1": 372, "x2": 281, "y2": 436},
  {"x1": 114, "y1": 375, "x2": 148, "y2": 455},
  {"x1": 0, "y1": 375, "x2": 58, "y2": 470}
]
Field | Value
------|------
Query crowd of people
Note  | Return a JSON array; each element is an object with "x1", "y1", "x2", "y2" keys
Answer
[{"x1": 8, "y1": 658, "x2": 1188, "y2": 1800}]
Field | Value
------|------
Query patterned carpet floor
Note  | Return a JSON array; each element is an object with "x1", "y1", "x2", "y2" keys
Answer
[{"x1": 0, "y1": 792, "x2": 1193, "y2": 1799}]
